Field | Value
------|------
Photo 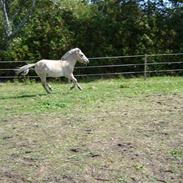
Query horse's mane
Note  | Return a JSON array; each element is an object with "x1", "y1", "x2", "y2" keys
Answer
[{"x1": 61, "y1": 48, "x2": 79, "y2": 60}]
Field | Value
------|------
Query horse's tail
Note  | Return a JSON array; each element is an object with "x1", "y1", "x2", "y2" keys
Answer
[{"x1": 15, "y1": 63, "x2": 36, "y2": 76}]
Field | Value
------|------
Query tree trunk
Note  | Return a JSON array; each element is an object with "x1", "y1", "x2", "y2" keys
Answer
[
  {"x1": 0, "y1": 0, "x2": 36, "y2": 38},
  {"x1": 0, "y1": 0, "x2": 12, "y2": 37}
]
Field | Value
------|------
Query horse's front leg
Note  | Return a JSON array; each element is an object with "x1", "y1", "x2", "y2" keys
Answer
[
  {"x1": 76, "y1": 82, "x2": 82, "y2": 90},
  {"x1": 67, "y1": 74, "x2": 82, "y2": 91},
  {"x1": 70, "y1": 83, "x2": 76, "y2": 90}
]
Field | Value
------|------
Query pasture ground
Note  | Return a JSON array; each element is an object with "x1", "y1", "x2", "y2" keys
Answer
[{"x1": 0, "y1": 77, "x2": 183, "y2": 183}]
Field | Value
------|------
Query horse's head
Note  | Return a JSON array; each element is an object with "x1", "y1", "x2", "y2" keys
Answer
[{"x1": 74, "y1": 48, "x2": 89, "y2": 64}]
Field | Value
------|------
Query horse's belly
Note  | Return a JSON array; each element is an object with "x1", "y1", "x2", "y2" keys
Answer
[{"x1": 47, "y1": 69, "x2": 64, "y2": 77}]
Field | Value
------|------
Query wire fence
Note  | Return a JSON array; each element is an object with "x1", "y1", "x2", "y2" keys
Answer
[{"x1": 0, "y1": 53, "x2": 183, "y2": 80}]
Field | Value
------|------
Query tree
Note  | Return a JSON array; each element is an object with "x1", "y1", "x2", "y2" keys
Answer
[{"x1": 0, "y1": 0, "x2": 36, "y2": 39}]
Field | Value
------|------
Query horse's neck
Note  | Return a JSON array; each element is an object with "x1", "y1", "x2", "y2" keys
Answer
[{"x1": 63, "y1": 57, "x2": 77, "y2": 71}]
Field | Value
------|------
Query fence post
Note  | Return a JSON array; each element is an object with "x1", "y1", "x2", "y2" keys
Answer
[{"x1": 144, "y1": 54, "x2": 148, "y2": 80}]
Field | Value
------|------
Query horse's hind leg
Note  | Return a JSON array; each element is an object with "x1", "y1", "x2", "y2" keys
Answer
[
  {"x1": 47, "y1": 83, "x2": 53, "y2": 91},
  {"x1": 40, "y1": 76, "x2": 51, "y2": 94},
  {"x1": 42, "y1": 83, "x2": 51, "y2": 94},
  {"x1": 35, "y1": 64, "x2": 52, "y2": 93}
]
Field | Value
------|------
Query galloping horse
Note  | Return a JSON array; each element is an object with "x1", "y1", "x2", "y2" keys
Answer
[{"x1": 16, "y1": 48, "x2": 89, "y2": 93}]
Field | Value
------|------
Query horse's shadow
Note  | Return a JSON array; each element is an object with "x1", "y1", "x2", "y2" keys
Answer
[{"x1": 0, "y1": 93, "x2": 47, "y2": 100}]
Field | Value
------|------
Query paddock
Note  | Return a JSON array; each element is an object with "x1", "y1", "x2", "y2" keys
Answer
[{"x1": 0, "y1": 77, "x2": 182, "y2": 183}]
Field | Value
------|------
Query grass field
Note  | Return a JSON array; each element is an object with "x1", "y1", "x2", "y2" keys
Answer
[{"x1": 0, "y1": 77, "x2": 183, "y2": 183}]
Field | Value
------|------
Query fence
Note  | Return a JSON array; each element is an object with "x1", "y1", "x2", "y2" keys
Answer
[{"x1": 0, "y1": 53, "x2": 183, "y2": 80}]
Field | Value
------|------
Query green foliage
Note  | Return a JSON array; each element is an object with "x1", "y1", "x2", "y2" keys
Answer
[{"x1": 0, "y1": 0, "x2": 182, "y2": 68}]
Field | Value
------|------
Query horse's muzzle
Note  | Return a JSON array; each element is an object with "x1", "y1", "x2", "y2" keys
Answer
[{"x1": 84, "y1": 59, "x2": 89, "y2": 65}]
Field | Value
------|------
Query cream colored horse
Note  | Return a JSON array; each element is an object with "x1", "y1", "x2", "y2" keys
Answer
[{"x1": 16, "y1": 48, "x2": 89, "y2": 93}]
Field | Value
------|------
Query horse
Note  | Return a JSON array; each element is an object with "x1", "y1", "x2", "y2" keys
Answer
[{"x1": 16, "y1": 48, "x2": 89, "y2": 93}]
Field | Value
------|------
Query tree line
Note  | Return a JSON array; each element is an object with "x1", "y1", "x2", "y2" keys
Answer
[{"x1": 0, "y1": 0, "x2": 183, "y2": 76}]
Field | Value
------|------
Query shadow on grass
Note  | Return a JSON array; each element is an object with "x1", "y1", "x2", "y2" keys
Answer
[{"x1": 0, "y1": 93, "x2": 48, "y2": 100}]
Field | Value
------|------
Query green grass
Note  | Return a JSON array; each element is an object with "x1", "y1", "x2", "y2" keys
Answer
[{"x1": 0, "y1": 76, "x2": 183, "y2": 118}]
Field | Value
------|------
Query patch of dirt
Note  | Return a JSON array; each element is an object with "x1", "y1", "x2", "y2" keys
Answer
[
  {"x1": 0, "y1": 94, "x2": 183, "y2": 183},
  {"x1": 0, "y1": 168, "x2": 31, "y2": 183}
]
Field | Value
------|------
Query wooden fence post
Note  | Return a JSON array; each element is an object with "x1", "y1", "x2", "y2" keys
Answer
[{"x1": 144, "y1": 54, "x2": 148, "y2": 80}]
